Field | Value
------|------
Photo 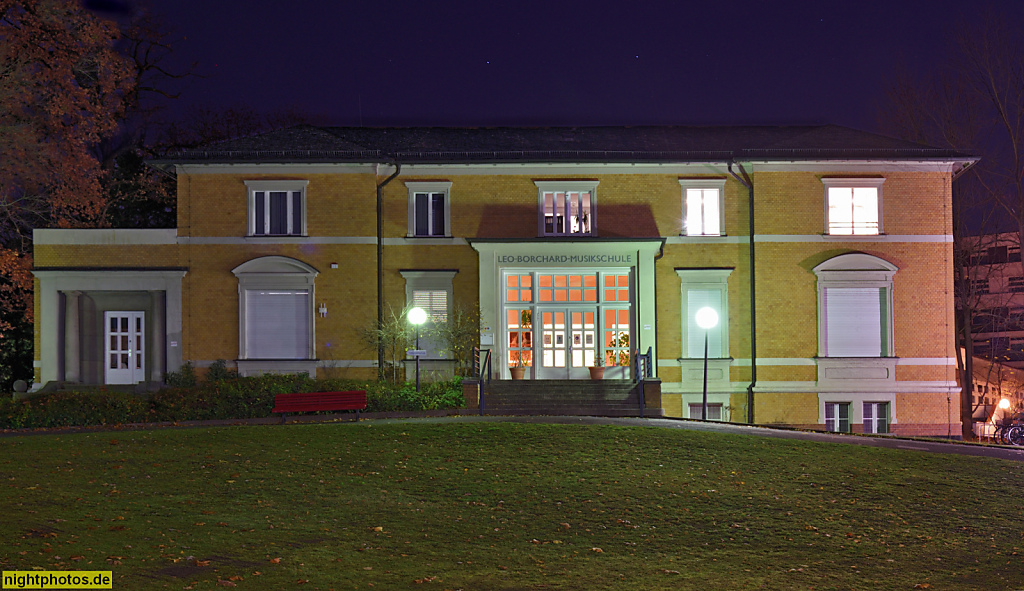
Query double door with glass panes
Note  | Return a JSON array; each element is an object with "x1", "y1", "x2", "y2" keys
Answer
[
  {"x1": 504, "y1": 270, "x2": 632, "y2": 379},
  {"x1": 104, "y1": 311, "x2": 145, "y2": 384}
]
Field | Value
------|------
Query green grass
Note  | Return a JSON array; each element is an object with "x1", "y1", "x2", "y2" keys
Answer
[{"x1": 0, "y1": 421, "x2": 1022, "y2": 590}]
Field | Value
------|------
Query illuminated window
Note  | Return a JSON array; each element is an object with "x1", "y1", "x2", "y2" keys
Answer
[
  {"x1": 822, "y1": 178, "x2": 884, "y2": 235},
  {"x1": 245, "y1": 180, "x2": 307, "y2": 237},
  {"x1": 406, "y1": 182, "x2": 452, "y2": 237},
  {"x1": 536, "y1": 181, "x2": 597, "y2": 237},
  {"x1": 679, "y1": 179, "x2": 726, "y2": 236},
  {"x1": 677, "y1": 269, "x2": 732, "y2": 358},
  {"x1": 401, "y1": 270, "x2": 457, "y2": 359}
]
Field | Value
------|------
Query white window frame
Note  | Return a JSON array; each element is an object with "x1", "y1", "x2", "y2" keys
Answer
[
  {"x1": 819, "y1": 392, "x2": 897, "y2": 432},
  {"x1": 245, "y1": 180, "x2": 308, "y2": 237},
  {"x1": 821, "y1": 177, "x2": 884, "y2": 236},
  {"x1": 401, "y1": 270, "x2": 457, "y2": 359},
  {"x1": 677, "y1": 268, "x2": 732, "y2": 359},
  {"x1": 863, "y1": 401, "x2": 890, "y2": 434},
  {"x1": 813, "y1": 253, "x2": 897, "y2": 358},
  {"x1": 232, "y1": 256, "x2": 318, "y2": 376},
  {"x1": 535, "y1": 180, "x2": 598, "y2": 237},
  {"x1": 679, "y1": 178, "x2": 726, "y2": 236},
  {"x1": 824, "y1": 401, "x2": 850, "y2": 433},
  {"x1": 688, "y1": 403, "x2": 723, "y2": 421},
  {"x1": 405, "y1": 181, "x2": 452, "y2": 238}
]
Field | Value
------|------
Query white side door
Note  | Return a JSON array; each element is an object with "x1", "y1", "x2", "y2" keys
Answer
[{"x1": 104, "y1": 311, "x2": 145, "y2": 384}]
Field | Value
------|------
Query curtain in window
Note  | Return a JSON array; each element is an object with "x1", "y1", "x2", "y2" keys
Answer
[
  {"x1": 412, "y1": 289, "x2": 448, "y2": 357},
  {"x1": 686, "y1": 188, "x2": 720, "y2": 235},
  {"x1": 825, "y1": 287, "x2": 882, "y2": 356},
  {"x1": 687, "y1": 289, "x2": 723, "y2": 358},
  {"x1": 245, "y1": 289, "x2": 309, "y2": 358},
  {"x1": 414, "y1": 193, "x2": 445, "y2": 236}
]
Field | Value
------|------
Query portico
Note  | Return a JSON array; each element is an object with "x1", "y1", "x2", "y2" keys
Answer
[{"x1": 471, "y1": 239, "x2": 663, "y2": 380}]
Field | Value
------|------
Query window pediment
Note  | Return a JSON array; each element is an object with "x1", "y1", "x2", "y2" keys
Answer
[{"x1": 232, "y1": 256, "x2": 319, "y2": 277}]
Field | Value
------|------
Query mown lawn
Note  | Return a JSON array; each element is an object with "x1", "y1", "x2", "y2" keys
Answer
[{"x1": 0, "y1": 420, "x2": 1022, "y2": 590}]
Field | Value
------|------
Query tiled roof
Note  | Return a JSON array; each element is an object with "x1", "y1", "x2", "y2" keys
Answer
[{"x1": 156, "y1": 124, "x2": 974, "y2": 164}]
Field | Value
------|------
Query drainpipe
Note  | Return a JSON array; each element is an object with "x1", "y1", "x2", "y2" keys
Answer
[
  {"x1": 377, "y1": 161, "x2": 401, "y2": 376},
  {"x1": 728, "y1": 161, "x2": 755, "y2": 425}
]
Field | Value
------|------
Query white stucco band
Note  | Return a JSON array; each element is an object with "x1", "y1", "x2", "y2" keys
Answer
[
  {"x1": 32, "y1": 269, "x2": 187, "y2": 386},
  {"x1": 470, "y1": 239, "x2": 664, "y2": 379}
]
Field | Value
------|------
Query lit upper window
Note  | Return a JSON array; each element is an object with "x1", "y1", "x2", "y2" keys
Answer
[
  {"x1": 536, "y1": 181, "x2": 597, "y2": 237},
  {"x1": 679, "y1": 179, "x2": 726, "y2": 236},
  {"x1": 245, "y1": 180, "x2": 308, "y2": 237},
  {"x1": 822, "y1": 178, "x2": 884, "y2": 235}
]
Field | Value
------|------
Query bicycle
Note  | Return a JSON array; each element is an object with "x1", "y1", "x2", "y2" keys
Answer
[{"x1": 993, "y1": 416, "x2": 1024, "y2": 446}]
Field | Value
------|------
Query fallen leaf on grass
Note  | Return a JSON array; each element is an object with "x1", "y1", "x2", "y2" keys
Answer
[
  {"x1": 269, "y1": 558, "x2": 281, "y2": 564},
  {"x1": 373, "y1": 526, "x2": 384, "y2": 532},
  {"x1": 661, "y1": 569, "x2": 680, "y2": 574},
  {"x1": 216, "y1": 580, "x2": 236, "y2": 587},
  {"x1": 913, "y1": 585, "x2": 932, "y2": 589},
  {"x1": 414, "y1": 576, "x2": 437, "y2": 583},
  {"x1": 591, "y1": 548, "x2": 603, "y2": 553}
]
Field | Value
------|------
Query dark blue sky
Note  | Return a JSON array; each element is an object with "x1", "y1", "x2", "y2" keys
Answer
[{"x1": 127, "y1": 0, "x2": 1022, "y2": 132}]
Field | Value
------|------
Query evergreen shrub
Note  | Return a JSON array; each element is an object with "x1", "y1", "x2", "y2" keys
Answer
[{"x1": 0, "y1": 373, "x2": 464, "y2": 429}]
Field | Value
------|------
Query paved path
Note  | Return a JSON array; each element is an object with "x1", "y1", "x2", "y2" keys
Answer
[
  {"x1": 363, "y1": 414, "x2": 1024, "y2": 463},
  {"x1": 4, "y1": 411, "x2": 1024, "y2": 462}
]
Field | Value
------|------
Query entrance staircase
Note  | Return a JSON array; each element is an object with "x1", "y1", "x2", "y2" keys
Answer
[{"x1": 477, "y1": 379, "x2": 660, "y2": 417}]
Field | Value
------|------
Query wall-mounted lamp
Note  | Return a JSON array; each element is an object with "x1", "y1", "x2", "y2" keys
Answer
[{"x1": 318, "y1": 303, "x2": 328, "y2": 318}]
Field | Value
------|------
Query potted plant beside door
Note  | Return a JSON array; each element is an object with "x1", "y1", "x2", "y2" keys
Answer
[
  {"x1": 510, "y1": 353, "x2": 526, "y2": 380},
  {"x1": 588, "y1": 355, "x2": 606, "y2": 380}
]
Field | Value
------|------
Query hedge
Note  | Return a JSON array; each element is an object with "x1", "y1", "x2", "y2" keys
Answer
[{"x1": 0, "y1": 371, "x2": 464, "y2": 430}]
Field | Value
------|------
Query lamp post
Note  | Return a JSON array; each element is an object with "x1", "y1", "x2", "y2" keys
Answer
[
  {"x1": 408, "y1": 307, "x2": 427, "y2": 392},
  {"x1": 694, "y1": 306, "x2": 719, "y2": 421}
]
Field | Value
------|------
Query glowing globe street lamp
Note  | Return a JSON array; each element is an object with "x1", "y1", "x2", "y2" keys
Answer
[
  {"x1": 695, "y1": 306, "x2": 719, "y2": 421},
  {"x1": 408, "y1": 307, "x2": 427, "y2": 392}
]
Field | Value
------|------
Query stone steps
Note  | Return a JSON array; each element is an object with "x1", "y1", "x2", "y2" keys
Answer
[{"x1": 476, "y1": 379, "x2": 659, "y2": 417}]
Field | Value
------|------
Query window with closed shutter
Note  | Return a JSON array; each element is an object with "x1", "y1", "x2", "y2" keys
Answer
[
  {"x1": 824, "y1": 287, "x2": 885, "y2": 357},
  {"x1": 244, "y1": 289, "x2": 310, "y2": 359}
]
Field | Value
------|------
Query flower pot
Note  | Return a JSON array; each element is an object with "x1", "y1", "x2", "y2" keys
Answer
[
  {"x1": 510, "y1": 366, "x2": 526, "y2": 380},
  {"x1": 588, "y1": 366, "x2": 605, "y2": 380}
]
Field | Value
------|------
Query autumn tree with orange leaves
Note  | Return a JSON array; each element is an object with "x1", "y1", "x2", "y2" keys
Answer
[{"x1": 0, "y1": 0, "x2": 135, "y2": 388}]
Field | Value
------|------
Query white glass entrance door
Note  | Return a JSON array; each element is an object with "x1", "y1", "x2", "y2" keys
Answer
[
  {"x1": 502, "y1": 269, "x2": 633, "y2": 380},
  {"x1": 104, "y1": 311, "x2": 145, "y2": 384},
  {"x1": 538, "y1": 310, "x2": 567, "y2": 378},
  {"x1": 538, "y1": 308, "x2": 597, "y2": 379}
]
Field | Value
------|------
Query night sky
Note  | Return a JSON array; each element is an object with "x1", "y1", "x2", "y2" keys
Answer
[{"x1": 127, "y1": 0, "x2": 1023, "y2": 132}]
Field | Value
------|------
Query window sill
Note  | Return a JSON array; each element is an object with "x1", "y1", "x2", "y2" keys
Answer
[
  {"x1": 236, "y1": 359, "x2": 318, "y2": 378},
  {"x1": 822, "y1": 232, "x2": 885, "y2": 238},
  {"x1": 246, "y1": 235, "x2": 308, "y2": 242},
  {"x1": 815, "y1": 357, "x2": 896, "y2": 388},
  {"x1": 678, "y1": 233, "x2": 728, "y2": 238},
  {"x1": 677, "y1": 358, "x2": 733, "y2": 385}
]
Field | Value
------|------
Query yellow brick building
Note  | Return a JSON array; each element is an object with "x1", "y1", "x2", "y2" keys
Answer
[{"x1": 33, "y1": 125, "x2": 974, "y2": 435}]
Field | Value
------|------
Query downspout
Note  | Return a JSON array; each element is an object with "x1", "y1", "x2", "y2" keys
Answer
[
  {"x1": 728, "y1": 161, "x2": 755, "y2": 425},
  {"x1": 376, "y1": 161, "x2": 401, "y2": 376}
]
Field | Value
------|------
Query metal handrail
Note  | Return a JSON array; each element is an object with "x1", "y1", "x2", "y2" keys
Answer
[
  {"x1": 472, "y1": 347, "x2": 492, "y2": 416},
  {"x1": 635, "y1": 347, "x2": 652, "y2": 418}
]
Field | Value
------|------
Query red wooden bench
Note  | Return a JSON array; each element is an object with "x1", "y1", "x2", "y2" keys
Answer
[{"x1": 272, "y1": 391, "x2": 367, "y2": 423}]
